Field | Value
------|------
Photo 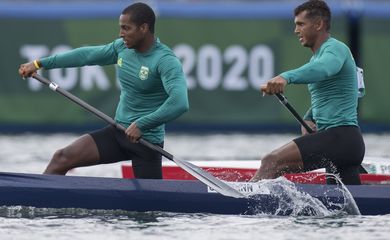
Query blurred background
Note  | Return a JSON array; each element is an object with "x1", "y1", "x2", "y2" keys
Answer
[{"x1": 1, "y1": 0, "x2": 390, "y2": 134}]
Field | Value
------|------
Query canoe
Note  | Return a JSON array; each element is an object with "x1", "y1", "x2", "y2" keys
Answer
[
  {"x1": 121, "y1": 157, "x2": 390, "y2": 184},
  {"x1": 0, "y1": 172, "x2": 389, "y2": 216},
  {"x1": 121, "y1": 158, "x2": 390, "y2": 184}
]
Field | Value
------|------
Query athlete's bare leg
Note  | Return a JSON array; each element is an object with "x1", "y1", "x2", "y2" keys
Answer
[
  {"x1": 250, "y1": 141, "x2": 304, "y2": 182},
  {"x1": 44, "y1": 134, "x2": 100, "y2": 175}
]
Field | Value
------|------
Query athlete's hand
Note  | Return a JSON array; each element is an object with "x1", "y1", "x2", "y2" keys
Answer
[
  {"x1": 125, "y1": 122, "x2": 142, "y2": 143},
  {"x1": 301, "y1": 120, "x2": 316, "y2": 135},
  {"x1": 260, "y1": 76, "x2": 287, "y2": 95},
  {"x1": 18, "y1": 62, "x2": 38, "y2": 79}
]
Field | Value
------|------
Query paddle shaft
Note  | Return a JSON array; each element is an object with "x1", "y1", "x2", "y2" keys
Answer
[
  {"x1": 275, "y1": 93, "x2": 314, "y2": 133},
  {"x1": 32, "y1": 74, "x2": 175, "y2": 159},
  {"x1": 31, "y1": 73, "x2": 244, "y2": 198}
]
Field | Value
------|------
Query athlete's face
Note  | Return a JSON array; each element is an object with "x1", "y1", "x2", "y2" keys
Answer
[
  {"x1": 294, "y1": 10, "x2": 320, "y2": 48},
  {"x1": 119, "y1": 14, "x2": 146, "y2": 49}
]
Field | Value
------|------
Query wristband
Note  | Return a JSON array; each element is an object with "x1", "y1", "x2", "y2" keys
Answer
[{"x1": 33, "y1": 60, "x2": 41, "y2": 69}]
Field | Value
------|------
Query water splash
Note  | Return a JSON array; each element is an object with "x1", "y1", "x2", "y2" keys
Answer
[
  {"x1": 228, "y1": 174, "x2": 360, "y2": 217},
  {"x1": 322, "y1": 173, "x2": 361, "y2": 215}
]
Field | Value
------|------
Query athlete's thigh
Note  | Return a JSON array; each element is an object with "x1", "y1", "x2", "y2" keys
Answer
[
  {"x1": 293, "y1": 129, "x2": 337, "y2": 171},
  {"x1": 327, "y1": 126, "x2": 365, "y2": 167},
  {"x1": 294, "y1": 126, "x2": 365, "y2": 172},
  {"x1": 61, "y1": 134, "x2": 100, "y2": 168},
  {"x1": 129, "y1": 143, "x2": 163, "y2": 179},
  {"x1": 270, "y1": 141, "x2": 304, "y2": 172},
  {"x1": 90, "y1": 125, "x2": 130, "y2": 164}
]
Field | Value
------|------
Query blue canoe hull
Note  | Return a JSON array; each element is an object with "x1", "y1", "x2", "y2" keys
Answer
[{"x1": 0, "y1": 172, "x2": 388, "y2": 215}]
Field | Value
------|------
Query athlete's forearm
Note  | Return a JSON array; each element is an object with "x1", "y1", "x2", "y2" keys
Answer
[
  {"x1": 281, "y1": 51, "x2": 345, "y2": 84},
  {"x1": 136, "y1": 86, "x2": 189, "y2": 131},
  {"x1": 40, "y1": 44, "x2": 117, "y2": 69}
]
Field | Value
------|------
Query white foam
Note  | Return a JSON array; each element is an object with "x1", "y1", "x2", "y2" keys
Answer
[{"x1": 227, "y1": 176, "x2": 360, "y2": 217}]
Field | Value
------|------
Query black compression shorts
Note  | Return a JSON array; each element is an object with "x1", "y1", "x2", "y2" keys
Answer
[
  {"x1": 293, "y1": 126, "x2": 365, "y2": 185},
  {"x1": 90, "y1": 125, "x2": 163, "y2": 179}
]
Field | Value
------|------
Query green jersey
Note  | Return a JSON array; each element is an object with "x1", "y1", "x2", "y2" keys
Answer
[
  {"x1": 280, "y1": 37, "x2": 358, "y2": 131},
  {"x1": 40, "y1": 38, "x2": 189, "y2": 143}
]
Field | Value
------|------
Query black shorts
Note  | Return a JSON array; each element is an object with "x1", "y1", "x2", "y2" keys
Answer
[
  {"x1": 293, "y1": 126, "x2": 365, "y2": 185},
  {"x1": 90, "y1": 125, "x2": 163, "y2": 179}
]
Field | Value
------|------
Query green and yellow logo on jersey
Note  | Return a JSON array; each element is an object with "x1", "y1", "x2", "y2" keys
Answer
[
  {"x1": 139, "y1": 66, "x2": 149, "y2": 80},
  {"x1": 117, "y1": 58, "x2": 123, "y2": 67}
]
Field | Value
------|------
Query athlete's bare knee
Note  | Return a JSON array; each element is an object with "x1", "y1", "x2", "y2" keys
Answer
[
  {"x1": 54, "y1": 148, "x2": 71, "y2": 164},
  {"x1": 44, "y1": 148, "x2": 71, "y2": 175},
  {"x1": 259, "y1": 153, "x2": 279, "y2": 177},
  {"x1": 262, "y1": 152, "x2": 278, "y2": 168}
]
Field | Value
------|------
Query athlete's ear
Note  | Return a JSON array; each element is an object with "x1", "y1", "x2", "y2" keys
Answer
[
  {"x1": 140, "y1": 23, "x2": 149, "y2": 34},
  {"x1": 315, "y1": 18, "x2": 324, "y2": 31}
]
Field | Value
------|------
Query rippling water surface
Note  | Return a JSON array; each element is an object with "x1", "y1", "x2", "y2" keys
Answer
[{"x1": 0, "y1": 133, "x2": 389, "y2": 240}]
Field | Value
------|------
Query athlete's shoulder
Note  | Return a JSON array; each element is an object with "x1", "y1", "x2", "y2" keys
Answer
[
  {"x1": 155, "y1": 40, "x2": 181, "y2": 64},
  {"x1": 155, "y1": 41, "x2": 175, "y2": 56},
  {"x1": 324, "y1": 37, "x2": 350, "y2": 53},
  {"x1": 112, "y1": 38, "x2": 128, "y2": 52}
]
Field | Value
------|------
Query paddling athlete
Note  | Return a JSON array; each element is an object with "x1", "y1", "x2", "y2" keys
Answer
[
  {"x1": 251, "y1": 0, "x2": 365, "y2": 185},
  {"x1": 18, "y1": 3, "x2": 189, "y2": 178}
]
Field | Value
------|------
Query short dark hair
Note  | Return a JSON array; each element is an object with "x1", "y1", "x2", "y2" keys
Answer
[
  {"x1": 294, "y1": 0, "x2": 331, "y2": 31},
  {"x1": 122, "y1": 2, "x2": 155, "y2": 33}
]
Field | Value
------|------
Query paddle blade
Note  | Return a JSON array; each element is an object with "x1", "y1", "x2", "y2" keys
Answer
[{"x1": 172, "y1": 157, "x2": 245, "y2": 198}]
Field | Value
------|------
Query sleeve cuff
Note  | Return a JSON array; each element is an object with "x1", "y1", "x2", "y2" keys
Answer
[{"x1": 280, "y1": 72, "x2": 292, "y2": 84}]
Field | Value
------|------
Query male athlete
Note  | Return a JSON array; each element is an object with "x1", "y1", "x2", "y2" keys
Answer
[
  {"x1": 251, "y1": 0, "x2": 365, "y2": 185},
  {"x1": 18, "y1": 3, "x2": 189, "y2": 179}
]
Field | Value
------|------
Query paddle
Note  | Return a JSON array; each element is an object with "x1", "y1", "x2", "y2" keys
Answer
[
  {"x1": 30, "y1": 73, "x2": 244, "y2": 198},
  {"x1": 274, "y1": 93, "x2": 314, "y2": 134},
  {"x1": 274, "y1": 93, "x2": 368, "y2": 174}
]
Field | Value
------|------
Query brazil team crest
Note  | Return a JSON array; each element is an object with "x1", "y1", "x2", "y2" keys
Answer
[{"x1": 139, "y1": 66, "x2": 149, "y2": 80}]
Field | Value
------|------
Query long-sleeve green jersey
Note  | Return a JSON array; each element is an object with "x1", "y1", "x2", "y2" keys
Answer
[
  {"x1": 280, "y1": 37, "x2": 358, "y2": 131},
  {"x1": 40, "y1": 38, "x2": 189, "y2": 143}
]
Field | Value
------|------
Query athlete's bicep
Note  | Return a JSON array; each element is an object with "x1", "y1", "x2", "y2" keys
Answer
[
  {"x1": 158, "y1": 56, "x2": 187, "y2": 93},
  {"x1": 314, "y1": 50, "x2": 346, "y2": 77}
]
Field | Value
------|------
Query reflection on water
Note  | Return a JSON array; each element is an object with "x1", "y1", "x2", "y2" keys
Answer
[
  {"x1": 0, "y1": 206, "x2": 389, "y2": 240},
  {"x1": 293, "y1": 215, "x2": 364, "y2": 228},
  {"x1": 0, "y1": 206, "x2": 161, "y2": 222}
]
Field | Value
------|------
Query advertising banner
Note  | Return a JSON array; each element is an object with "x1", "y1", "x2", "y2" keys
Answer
[{"x1": 1, "y1": 3, "x2": 389, "y2": 132}]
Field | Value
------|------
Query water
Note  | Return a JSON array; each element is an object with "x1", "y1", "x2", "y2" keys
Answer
[
  {"x1": 0, "y1": 133, "x2": 389, "y2": 240},
  {"x1": 0, "y1": 210, "x2": 389, "y2": 240}
]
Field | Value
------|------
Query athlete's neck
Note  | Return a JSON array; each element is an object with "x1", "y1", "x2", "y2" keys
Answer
[
  {"x1": 311, "y1": 33, "x2": 330, "y2": 53},
  {"x1": 137, "y1": 34, "x2": 155, "y2": 53}
]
